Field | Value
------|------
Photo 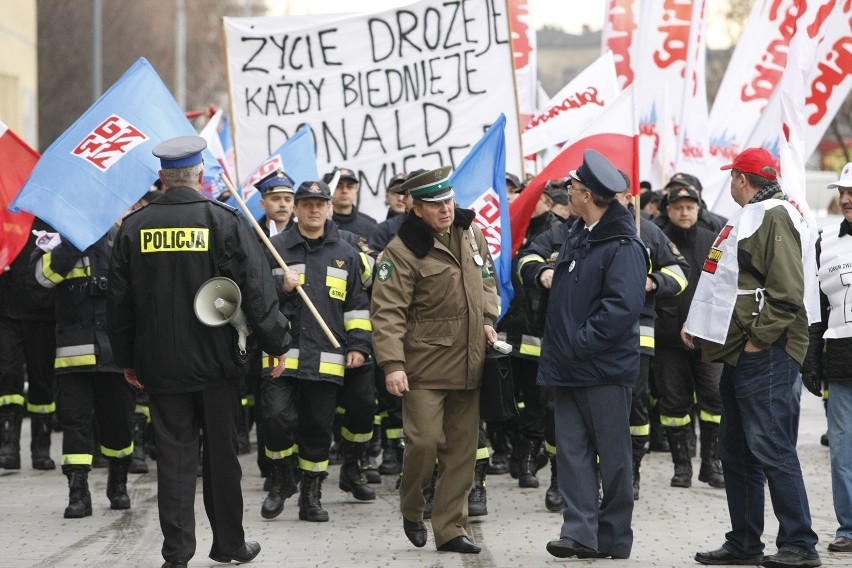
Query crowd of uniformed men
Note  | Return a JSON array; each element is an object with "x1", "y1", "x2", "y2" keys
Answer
[{"x1": 12, "y1": 146, "x2": 817, "y2": 557}]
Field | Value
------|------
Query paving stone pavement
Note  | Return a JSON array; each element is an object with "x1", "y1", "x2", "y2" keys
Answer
[{"x1": 1, "y1": 392, "x2": 847, "y2": 567}]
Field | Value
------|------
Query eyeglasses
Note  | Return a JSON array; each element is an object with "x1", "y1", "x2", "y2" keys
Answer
[{"x1": 567, "y1": 186, "x2": 590, "y2": 195}]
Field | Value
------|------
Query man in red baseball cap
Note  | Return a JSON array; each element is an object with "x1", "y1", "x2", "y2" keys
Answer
[{"x1": 686, "y1": 147, "x2": 821, "y2": 567}]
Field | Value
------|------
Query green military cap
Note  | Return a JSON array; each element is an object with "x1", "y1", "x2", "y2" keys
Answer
[{"x1": 400, "y1": 165, "x2": 454, "y2": 202}]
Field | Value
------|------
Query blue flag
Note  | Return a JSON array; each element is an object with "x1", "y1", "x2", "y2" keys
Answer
[
  {"x1": 450, "y1": 114, "x2": 513, "y2": 318},
  {"x1": 227, "y1": 125, "x2": 318, "y2": 221},
  {"x1": 8, "y1": 58, "x2": 222, "y2": 251}
]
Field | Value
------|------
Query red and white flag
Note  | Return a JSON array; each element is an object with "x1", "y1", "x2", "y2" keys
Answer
[
  {"x1": 674, "y1": 0, "x2": 709, "y2": 174},
  {"x1": 702, "y1": 0, "x2": 820, "y2": 215},
  {"x1": 0, "y1": 121, "x2": 39, "y2": 269},
  {"x1": 510, "y1": 85, "x2": 638, "y2": 255},
  {"x1": 522, "y1": 51, "x2": 619, "y2": 157},
  {"x1": 634, "y1": 0, "x2": 699, "y2": 186},
  {"x1": 601, "y1": 0, "x2": 640, "y2": 89}
]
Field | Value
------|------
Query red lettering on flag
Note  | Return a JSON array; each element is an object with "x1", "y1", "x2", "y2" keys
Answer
[{"x1": 71, "y1": 115, "x2": 149, "y2": 171}]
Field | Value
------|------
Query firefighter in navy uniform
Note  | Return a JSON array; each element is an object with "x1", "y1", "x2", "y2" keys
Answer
[
  {"x1": 0, "y1": 218, "x2": 57, "y2": 471},
  {"x1": 108, "y1": 136, "x2": 291, "y2": 568},
  {"x1": 261, "y1": 180, "x2": 373, "y2": 523},
  {"x1": 615, "y1": 173, "x2": 689, "y2": 500},
  {"x1": 33, "y1": 225, "x2": 134, "y2": 518}
]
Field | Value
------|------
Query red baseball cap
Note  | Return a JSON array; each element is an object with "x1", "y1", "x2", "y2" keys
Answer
[{"x1": 720, "y1": 148, "x2": 778, "y2": 180}]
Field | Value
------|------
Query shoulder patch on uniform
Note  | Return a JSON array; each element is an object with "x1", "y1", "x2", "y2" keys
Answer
[
  {"x1": 668, "y1": 241, "x2": 682, "y2": 257},
  {"x1": 376, "y1": 259, "x2": 394, "y2": 281},
  {"x1": 210, "y1": 200, "x2": 239, "y2": 215}
]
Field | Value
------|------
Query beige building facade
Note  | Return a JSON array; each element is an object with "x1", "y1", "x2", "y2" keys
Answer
[{"x1": 0, "y1": 0, "x2": 38, "y2": 146}]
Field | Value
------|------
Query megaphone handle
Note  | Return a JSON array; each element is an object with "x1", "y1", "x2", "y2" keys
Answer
[{"x1": 221, "y1": 174, "x2": 342, "y2": 350}]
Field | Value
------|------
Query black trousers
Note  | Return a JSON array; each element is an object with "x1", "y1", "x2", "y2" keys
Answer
[
  {"x1": 338, "y1": 362, "x2": 377, "y2": 442},
  {"x1": 0, "y1": 316, "x2": 56, "y2": 413},
  {"x1": 653, "y1": 346, "x2": 722, "y2": 421},
  {"x1": 511, "y1": 356, "x2": 545, "y2": 439},
  {"x1": 149, "y1": 384, "x2": 245, "y2": 564},
  {"x1": 629, "y1": 354, "x2": 651, "y2": 436},
  {"x1": 375, "y1": 363, "x2": 403, "y2": 440},
  {"x1": 57, "y1": 371, "x2": 133, "y2": 469},
  {"x1": 261, "y1": 376, "x2": 338, "y2": 470}
]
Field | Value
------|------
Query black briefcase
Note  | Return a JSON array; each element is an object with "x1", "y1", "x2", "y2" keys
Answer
[{"x1": 479, "y1": 352, "x2": 519, "y2": 422}]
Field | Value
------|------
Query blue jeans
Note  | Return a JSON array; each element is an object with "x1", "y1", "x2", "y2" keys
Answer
[
  {"x1": 828, "y1": 380, "x2": 852, "y2": 539},
  {"x1": 717, "y1": 346, "x2": 818, "y2": 557}
]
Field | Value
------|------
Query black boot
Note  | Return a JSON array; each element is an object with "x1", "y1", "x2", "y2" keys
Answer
[
  {"x1": 666, "y1": 426, "x2": 692, "y2": 488},
  {"x1": 298, "y1": 471, "x2": 329, "y2": 522},
  {"x1": 339, "y1": 441, "x2": 376, "y2": 501},
  {"x1": 0, "y1": 406, "x2": 23, "y2": 470},
  {"x1": 261, "y1": 457, "x2": 297, "y2": 519},
  {"x1": 423, "y1": 465, "x2": 437, "y2": 519},
  {"x1": 698, "y1": 422, "x2": 725, "y2": 488},
  {"x1": 631, "y1": 435, "x2": 647, "y2": 501},
  {"x1": 107, "y1": 457, "x2": 131, "y2": 510},
  {"x1": 468, "y1": 460, "x2": 488, "y2": 517},
  {"x1": 687, "y1": 418, "x2": 697, "y2": 458},
  {"x1": 544, "y1": 455, "x2": 563, "y2": 512},
  {"x1": 128, "y1": 412, "x2": 148, "y2": 474},
  {"x1": 64, "y1": 469, "x2": 93, "y2": 518},
  {"x1": 378, "y1": 436, "x2": 402, "y2": 475},
  {"x1": 518, "y1": 437, "x2": 543, "y2": 488},
  {"x1": 30, "y1": 412, "x2": 56, "y2": 470}
]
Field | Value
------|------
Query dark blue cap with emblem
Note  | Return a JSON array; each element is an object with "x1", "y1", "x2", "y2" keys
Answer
[
  {"x1": 569, "y1": 149, "x2": 627, "y2": 198},
  {"x1": 294, "y1": 180, "x2": 332, "y2": 201},
  {"x1": 152, "y1": 135, "x2": 206, "y2": 169},
  {"x1": 255, "y1": 169, "x2": 295, "y2": 195}
]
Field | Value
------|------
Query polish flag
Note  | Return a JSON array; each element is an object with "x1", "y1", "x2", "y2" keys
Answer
[
  {"x1": 0, "y1": 122, "x2": 39, "y2": 268},
  {"x1": 510, "y1": 85, "x2": 638, "y2": 255}
]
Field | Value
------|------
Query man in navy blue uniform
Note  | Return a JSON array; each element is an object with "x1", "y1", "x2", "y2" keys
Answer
[
  {"x1": 109, "y1": 136, "x2": 291, "y2": 568},
  {"x1": 537, "y1": 150, "x2": 648, "y2": 560}
]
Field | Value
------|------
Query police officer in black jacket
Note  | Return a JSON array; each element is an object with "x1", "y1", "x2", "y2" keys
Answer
[{"x1": 108, "y1": 136, "x2": 291, "y2": 568}]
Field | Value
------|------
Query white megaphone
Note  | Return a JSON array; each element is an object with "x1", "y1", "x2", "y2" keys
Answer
[{"x1": 194, "y1": 277, "x2": 252, "y2": 354}]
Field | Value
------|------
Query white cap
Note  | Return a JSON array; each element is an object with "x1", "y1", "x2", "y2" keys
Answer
[{"x1": 827, "y1": 162, "x2": 852, "y2": 189}]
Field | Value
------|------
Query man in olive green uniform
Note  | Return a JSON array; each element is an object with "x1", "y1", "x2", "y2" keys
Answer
[{"x1": 370, "y1": 166, "x2": 500, "y2": 554}]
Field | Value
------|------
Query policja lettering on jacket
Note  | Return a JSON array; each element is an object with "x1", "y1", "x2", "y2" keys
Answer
[{"x1": 140, "y1": 228, "x2": 209, "y2": 252}]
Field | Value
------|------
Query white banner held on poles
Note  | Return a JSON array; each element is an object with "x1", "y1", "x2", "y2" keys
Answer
[
  {"x1": 508, "y1": 0, "x2": 537, "y2": 128},
  {"x1": 521, "y1": 51, "x2": 619, "y2": 157},
  {"x1": 223, "y1": 1, "x2": 522, "y2": 221}
]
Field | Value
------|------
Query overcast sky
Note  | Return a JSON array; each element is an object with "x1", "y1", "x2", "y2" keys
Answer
[{"x1": 272, "y1": 0, "x2": 735, "y2": 49}]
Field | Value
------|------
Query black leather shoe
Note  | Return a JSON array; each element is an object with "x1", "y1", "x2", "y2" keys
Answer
[
  {"x1": 547, "y1": 537, "x2": 597, "y2": 559},
  {"x1": 162, "y1": 562, "x2": 188, "y2": 568},
  {"x1": 695, "y1": 546, "x2": 763, "y2": 565},
  {"x1": 828, "y1": 537, "x2": 852, "y2": 552},
  {"x1": 403, "y1": 518, "x2": 427, "y2": 548},
  {"x1": 209, "y1": 541, "x2": 261, "y2": 563},
  {"x1": 437, "y1": 536, "x2": 481, "y2": 553},
  {"x1": 760, "y1": 549, "x2": 821, "y2": 567}
]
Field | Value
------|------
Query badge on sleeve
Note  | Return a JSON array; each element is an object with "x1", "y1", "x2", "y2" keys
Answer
[
  {"x1": 473, "y1": 253, "x2": 484, "y2": 266},
  {"x1": 376, "y1": 259, "x2": 394, "y2": 281},
  {"x1": 568, "y1": 260, "x2": 576, "y2": 272}
]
